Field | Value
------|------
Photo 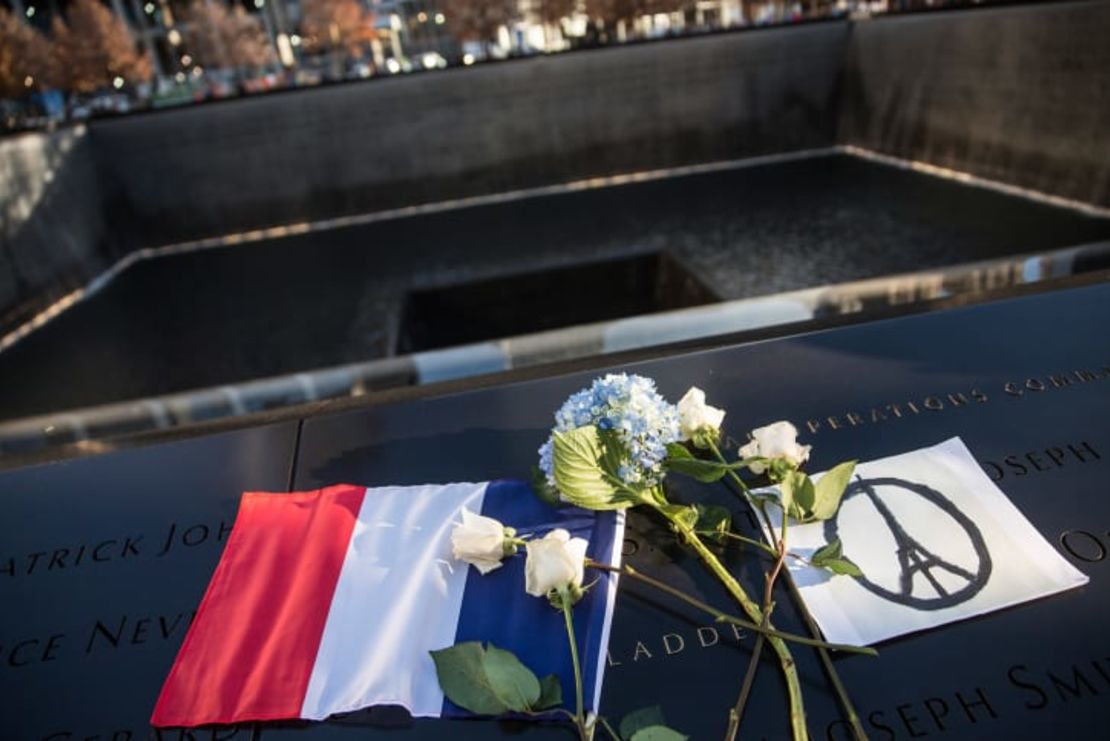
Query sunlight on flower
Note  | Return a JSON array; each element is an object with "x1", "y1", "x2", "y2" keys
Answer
[
  {"x1": 677, "y1": 386, "x2": 725, "y2": 446},
  {"x1": 538, "y1": 373, "x2": 681, "y2": 490},
  {"x1": 739, "y1": 420, "x2": 811, "y2": 474},
  {"x1": 525, "y1": 528, "x2": 587, "y2": 602},
  {"x1": 451, "y1": 507, "x2": 515, "y2": 574}
]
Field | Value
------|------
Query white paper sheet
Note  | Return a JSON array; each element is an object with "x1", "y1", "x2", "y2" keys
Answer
[{"x1": 759, "y1": 437, "x2": 1088, "y2": 646}]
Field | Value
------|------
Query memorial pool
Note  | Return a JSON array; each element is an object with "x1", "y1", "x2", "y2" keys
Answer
[{"x1": 0, "y1": 151, "x2": 1108, "y2": 422}]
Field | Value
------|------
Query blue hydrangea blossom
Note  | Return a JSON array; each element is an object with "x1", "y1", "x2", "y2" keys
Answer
[{"x1": 538, "y1": 373, "x2": 681, "y2": 489}]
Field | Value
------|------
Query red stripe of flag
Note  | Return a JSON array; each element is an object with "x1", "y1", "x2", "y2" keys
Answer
[{"x1": 151, "y1": 484, "x2": 366, "y2": 727}]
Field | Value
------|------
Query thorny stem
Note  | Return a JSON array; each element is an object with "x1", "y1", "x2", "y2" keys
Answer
[
  {"x1": 728, "y1": 634, "x2": 765, "y2": 740},
  {"x1": 708, "y1": 442, "x2": 868, "y2": 741},
  {"x1": 729, "y1": 507, "x2": 789, "y2": 740},
  {"x1": 657, "y1": 508, "x2": 808, "y2": 740},
  {"x1": 700, "y1": 528, "x2": 778, "y2": 557},
  {"x1": 699, "y1": 441, "x2": 804, "y2": 740},
  {"x1": 699, "y1": 529, "x2": 816, "y2": 567},
  {"x1": 585, "y1": 560, "x2": 875, "y2": 656}
]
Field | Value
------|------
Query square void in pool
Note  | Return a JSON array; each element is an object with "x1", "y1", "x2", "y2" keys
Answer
[{"x1": 395, "y1": 252, "x2": 719, "y2": 354}]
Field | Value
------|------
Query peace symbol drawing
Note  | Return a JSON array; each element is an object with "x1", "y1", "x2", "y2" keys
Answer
[{"x1": 823, "y1": 476, "x2": 994, "y2": 610}]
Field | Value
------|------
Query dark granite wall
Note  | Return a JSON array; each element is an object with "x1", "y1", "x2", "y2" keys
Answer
[
  {"x1": 840, "y1": 0, "x2": 1110, "y2": 207},
  {"x1": 0, "y1": 127, "x2": 120, "y2": 331},
  {"x1": 2, "y1": 1, "x2": 1109, "y2": 337},
  {"x1": 86, "y1": 22, "x2": 847, "y2": 246}
]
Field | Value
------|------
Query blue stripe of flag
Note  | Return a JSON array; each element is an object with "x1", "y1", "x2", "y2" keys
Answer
[{"x1": 443, "y1": 479, "x2": 620, "y2": 718}]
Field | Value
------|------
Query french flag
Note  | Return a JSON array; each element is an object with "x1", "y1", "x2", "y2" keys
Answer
[{"x1": 151, "y1": 480, "x2": 624, "y2": 727}]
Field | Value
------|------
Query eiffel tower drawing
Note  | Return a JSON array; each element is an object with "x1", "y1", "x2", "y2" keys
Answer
[{"x1": 825, "y1": 476, "x2": 993, "y2": 610}]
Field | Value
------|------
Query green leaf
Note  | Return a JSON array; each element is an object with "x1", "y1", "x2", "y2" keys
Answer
[
  {"x1": 535, "y1": 674, "x2": 563, "y2": 710},
  {"x1": 665, "y1": 443, "x2": 694, "y2": 460},
  {"x1": 732, "y1": 456, "x2": 766, "y2": 470},
  {"x1": 667, "y1": 443, "x2": 762, "y2": 481},
  {"x1": 811, "y1": 538, "x2": 843, "y2": 564},
  {"x1": 430, "y1": 643, "x2": 511, "y2": 716},
  {"x1": 620, "y1": 706, "x2": 667, "y2": 740},
  {"x1": 694, "y1": 504, "x2": 732, "y2": 543},
  {"x1": 780, "y1": 470, "x2": 813, "y2": 519},
  {"x1": 780, "y1": 471, "x2": 820, "y2": 522},
  {"x1": 778, "y1": 473, "x2": 795, "y2": 514},
  {"x1": 811, "y1": 538, "x2": 863, "y2": 577},
  {"x1": 665, "y1": 454, "x2": 729, "y2": 483},
  {"x1": 811, "y1": 461, "x2": 857, "y2": 521},
  {"x1": 597, "y1": 428, "x2": 629, "y2": 483},
  {"x1": 484, "y1": 644, "x2": 541, "y2": 712},
  {"x1": 429, "y1": 642, "x2": 542, "y2": 715},
  {"x1": 630, "y1": 727, "x2": 689, "y2": 741},
  {"x1": 792, "y1": 472, "x2": 816, "y2": 519},
  {"x1": 749, "y1": 491, "x2": 780, "y2": 510},
  {"x1": 552, "y1": 426, "x2": 628, "y2": 510},
  {"x1": 658, "y1": 503, "x2": 699, "y2": 530},
  {"x1": 822, "y1": 558, "x2": 864, "y2": 577},
  {"x1": 531, "y1": 465, "x2": 562, "y2": 507},
  {"x1": 768, "y1": 457, "x2": 797, "y2": 483}
]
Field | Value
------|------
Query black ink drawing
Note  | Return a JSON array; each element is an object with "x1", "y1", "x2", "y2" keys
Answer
[{"x1": 824, "y1": 476, "x2": 992, "y2": 610}]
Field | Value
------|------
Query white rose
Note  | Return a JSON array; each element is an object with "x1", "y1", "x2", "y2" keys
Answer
[
  {"x1": 525, "y1": 528, "x2": 588, "y2": 599},
  {"x1": 451, "y1": 507, "x2": 513, "y2": 574},
  {"x1": 738, "y1": 420, "x2": 812, "y2": 474},
  {"x1": 677, "y1": 386, "x2": 726, "y2": 442}
]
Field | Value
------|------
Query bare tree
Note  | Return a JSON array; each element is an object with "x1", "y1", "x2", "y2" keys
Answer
[
  {"x1": 300, "y1": 0, "x2": 375, "y2": 59},
  {"x1": 537, "y1": 0, "x2": 576, "y2": 26},
  {"x1": 184, "y1": 2, "x2": 275, "y2": 74},
  {"x1": 439, "y1": 0, "x2": 518, "y2": 50},
  {"x1": 536, "y1": 0, "x2": 575, "y2": 48},
  {"x1": 0, "y1": 8, "x2": 57, "y2": 98},
  {"x1": 52, "y1": 0, "x2": 152, "y2": 93},
  {"x1": 583, "y1": 0, "x2": 644, "y2": 29}
]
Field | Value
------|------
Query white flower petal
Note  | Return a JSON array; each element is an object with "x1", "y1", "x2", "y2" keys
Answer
[
  {"x1": 452, "y1": 507, "x2": 509, "y2": 574},
  {"x1": 677, "y1": 386, "x2": 726, "y2": 440},
  {"x1": 469, "y1": 557, "x2": 504, "y2": 575},
  {"x1": 525, "y1": 529, "x2": 585, "y2": 597},
  {"x1": 547, "y1": 528, "x2": 571, "y2": 544},
  {"x1": 566, "y1": 537, "x2": 589, "y2": 589},
  {"x1": 743, "y1": 420, "x2": 810, "y2": 470}
]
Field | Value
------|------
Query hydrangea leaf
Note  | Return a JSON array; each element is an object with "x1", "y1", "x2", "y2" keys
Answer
[
  {"x1": 597, "y1": 428, "x2": 629, "y2": 484},
  {"x1": 552, "y1": 426, "x2": 631, "y2": 510},
  {"x1": 530, "y1": 465, "x2": 563, "y2": 507}
]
